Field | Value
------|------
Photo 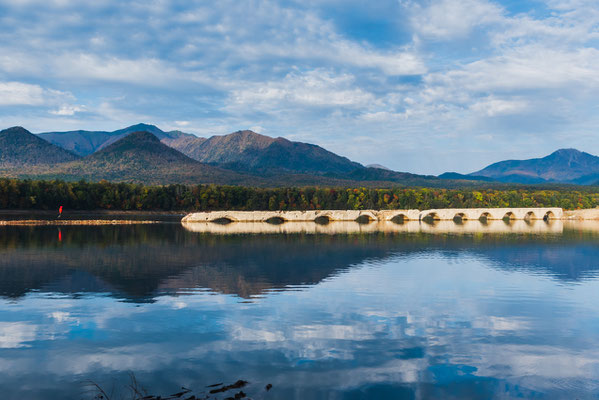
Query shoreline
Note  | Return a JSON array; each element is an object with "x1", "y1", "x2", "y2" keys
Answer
[
  {"x1": 0, "y1": 209, "x2": 185, "y2": 223},
  {"x1": 0, "y1": 220, "x2": 160, "y2": 226}
]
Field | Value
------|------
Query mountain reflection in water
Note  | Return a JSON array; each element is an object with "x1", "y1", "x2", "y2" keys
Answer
[
  {"x1": 0, "y1": 222, "x2": 598, "y2": 301},
  {"x1": 0, "y1": 223, "x2": 599, "y2": 399}
]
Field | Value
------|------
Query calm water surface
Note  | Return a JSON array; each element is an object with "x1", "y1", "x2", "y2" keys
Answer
[{"x1": 1, "y1": 222, "x2": 599, "y2": 399}]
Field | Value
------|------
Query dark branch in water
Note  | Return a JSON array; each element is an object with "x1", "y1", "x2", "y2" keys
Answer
[
  {"x1": 209, "y1": 380, "x2": 248, "y2": 394},
  {"x1": 84, "y1": 375, "x2": 272, "y2": 400}
]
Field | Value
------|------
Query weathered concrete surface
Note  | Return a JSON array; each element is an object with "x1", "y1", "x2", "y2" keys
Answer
[
  {"x1": 182, "y1": 207, "x2": 563, "y2": 223},
  {"x1": 563, "y1": 208, "x2": 599, "y2": 220}
]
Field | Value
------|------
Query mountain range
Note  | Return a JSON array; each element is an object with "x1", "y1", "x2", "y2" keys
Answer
[
  {"x1": 37, "y1": 123, "x2": 200, "y2": 157},
  {"x1": 0, "y1": 125, "x2": 441, "y2": 186},
  {"x1": 38, "y1": 124, "x2": 363, "y2": 175},
  {"x1": 1, "y1": 123, "x2": 598, "y2": 186},
  {"x1": 48, "y1": 131, "x2": 254, "y2": 185},
  {"x1": 469, "y1": 149, "x2": 599, "y2": 185}
]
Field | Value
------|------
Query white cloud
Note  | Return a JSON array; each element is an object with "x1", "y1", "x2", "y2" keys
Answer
[
  {"x1": 0, "y1": 81, "x2": 46, "y2": 106},
  {"x1": 50, "y1": 104, "x2": 86, "y2": 116},
  {"x1": 411, "y1": 0, "x2": 504, "y2": 39},
  {"x1": 470, "y1": 97, "x2": 529, "y2": 117},
  {"x1": 229, "y1": 69, "x2": 377, "y2": 111},
  {"x1": 56, "y1": 54, "x2": 187, "y2": 87},
  {"x1": 447, "y1": 47, "x2": 599, "y2": 91},
  {"x1": 0, "y1": 81, "x2": 74, "y2": 107}
]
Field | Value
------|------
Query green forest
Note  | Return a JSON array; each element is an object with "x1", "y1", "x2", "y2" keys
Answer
[{"x1": 1, "y1": 178, "x2": 599, "y2": 211}]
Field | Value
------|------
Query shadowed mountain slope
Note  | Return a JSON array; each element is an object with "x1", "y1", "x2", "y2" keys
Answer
[
  {"x1": 0, "y1": 126, "x2": 79, "y2": 167},
  {"x1": 186, "y1": 130, "x2": 363, "y2": 174},
  {"x1": 471, "y1": 149, "x2": 599, "y2": 184},
  {"x1": 47, "y1": 131, "x2": 255, "y2": 185}
]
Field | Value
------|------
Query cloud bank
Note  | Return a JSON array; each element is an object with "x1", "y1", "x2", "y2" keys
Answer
[{"x1": 0, "y1": 0, "x2": 598, "y2": 173}]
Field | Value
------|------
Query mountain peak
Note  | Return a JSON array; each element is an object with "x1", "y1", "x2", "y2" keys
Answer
[
  {"x1": 114, "y1": 123, "x2": 164, "y2": 136},
  {"x1": 0, "y1": 126, "x2": 79, "y2": 167},
  {"x1": 548, "y1": 148, "x2": 590, "y2": 159},
  {"x1": 125, "y1": 123, "x2": 160, "y2": 131},
  {"x1": 232, "y1": 129, "x2": 260, "y2": 136},
  {"x1": 123, "y1": 130, "x2": 161, "y2": 142},
  {"x1": 96, "y1": 131, "x2": 162, "y2": 154},
  {"x1": 552, "y1": 148, "x2": 581, "y2": 155},
  {"x1": 2, "y1": 126, "x2": 30, "y2": 136},
  {"x1": 228, "y1": 130, "x2": 275, "y2": 143}
]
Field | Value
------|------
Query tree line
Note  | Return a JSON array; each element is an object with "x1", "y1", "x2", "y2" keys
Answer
[{"x1": 1, "y1": 178, "x2": 598, "y2": 211}]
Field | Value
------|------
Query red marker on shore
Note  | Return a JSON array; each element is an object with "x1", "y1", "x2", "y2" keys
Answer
[{"x1": 57, "y1": 206, "x2": 63, "y2": 219}]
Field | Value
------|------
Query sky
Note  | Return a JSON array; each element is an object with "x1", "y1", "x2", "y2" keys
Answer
[{"x1": 0, "y1": 0, "x2": 598, "y2": 174}]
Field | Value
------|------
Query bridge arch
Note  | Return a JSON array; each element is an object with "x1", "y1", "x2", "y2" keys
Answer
[
  {"x1": 390, "y1": 213, "x2": 410, "y2": 224},
  {"x1": 479, "y1": 212, "x2": 492, "y2": 221},
  {"x1": 524, "y1": 211, "x2": 537, "y2": 220},
  {"x1": 211, "y1": 216, "x2": 235, "y2": 224},
  {"x1": 453, "y1": 212, "x2": 467, "y2": 222},
  {"x1": 543, "y1": 210, "x2": 556, "y2": 221},
  {"x1": 265, "y1": 216, "x2": 285, "y2": 224},
  {"x1": 422, "y1": 211, "x2": 439, "y2": 222},
  {"x1": 314, "y1": 215, "x2": 331, "y2": 224},
  {"x1": 503, "y1": 211, "x2": 515, "y2": 221},
  {"x1": 355, "y1": 214, "x2": 373, "y2": 224}
]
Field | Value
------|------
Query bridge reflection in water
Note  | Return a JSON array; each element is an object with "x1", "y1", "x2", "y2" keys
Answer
[{"x1": 182, "y1": 219, "x2": 567, "y2": 235}]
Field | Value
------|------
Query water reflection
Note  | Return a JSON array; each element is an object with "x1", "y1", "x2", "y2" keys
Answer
[
  {"x1": 0, "y1": 224, "x2": 599, "y2": 398},
  {"x1": 182, "y1": 219, "x2": 564, "y2": 235},
  {"x1": 1, "y1": 223, "x2": 599, "y2": 302}
]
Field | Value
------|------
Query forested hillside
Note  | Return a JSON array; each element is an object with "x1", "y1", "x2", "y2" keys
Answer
[{"x1": 1, "y1": 178, "x2": 597, "y2": 211}]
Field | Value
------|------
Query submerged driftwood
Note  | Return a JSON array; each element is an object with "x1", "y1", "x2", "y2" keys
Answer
[{"x1": 85, "y1": 376, "x2": 271, "y2": 400}]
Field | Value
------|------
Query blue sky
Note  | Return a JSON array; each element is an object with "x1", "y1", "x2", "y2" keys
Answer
[{"x1": 0, "y1": 0, "x2": 598, "y2": 174}]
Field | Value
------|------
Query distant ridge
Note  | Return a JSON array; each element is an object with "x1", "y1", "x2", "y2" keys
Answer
[
  {"x1": 38, "y1": 123, "x2": 201, "y2": 156},
  {"x1": 438, "y1": 172, "x2": 495, "y2": 182},
  {"x1": 471, "y1": 148, "x2": 599, "y2": 184},
  {"x1": 0, "y1": 126, "x2": 79, "y2": 167}
]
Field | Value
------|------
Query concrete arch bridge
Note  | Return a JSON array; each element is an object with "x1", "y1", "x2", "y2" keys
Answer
[
  {"x1": 419, "y1": 208, "x2": 562, "y2": 221},
  {"x1": 182, "y1": 210, "x2": 420, "y2": 224},
  {"x1": 182, "y1": 208, "x2": 563, "y2": 224}
]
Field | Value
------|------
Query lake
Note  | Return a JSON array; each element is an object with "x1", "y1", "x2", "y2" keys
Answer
[{"x1": 1, "y1": 221, "x2": 599, "y2": 399}]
